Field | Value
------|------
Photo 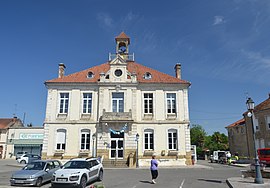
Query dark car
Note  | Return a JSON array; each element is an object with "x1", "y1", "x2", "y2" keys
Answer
[{"x1": 10, "y1": 160, "x2": 62, "y2": 187}]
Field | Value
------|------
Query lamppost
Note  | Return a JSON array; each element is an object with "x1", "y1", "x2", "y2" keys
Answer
[
  {"x1": 92, "y1": 133, "x2": 96, "y2": 158},
  {"x1": 246, "y1": 97, "x2": 264, "y2": 184},
  {"x1": 135, "y1": 133, "x2": 139, "y2": 168}
]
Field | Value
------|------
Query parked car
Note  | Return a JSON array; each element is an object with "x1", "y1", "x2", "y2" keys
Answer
[
  {"x1": 10, "y1": 160, "x2": 62, "y2": 187},
  {"x1": 15, "y1": 151, "x2": 28, "y2": 160},
  {"x1": 51, "y1": 158, "x2": 103, "y2": 188},
  {"x1": 17, "y1": 153, "x2": 41, "y2": 164}
]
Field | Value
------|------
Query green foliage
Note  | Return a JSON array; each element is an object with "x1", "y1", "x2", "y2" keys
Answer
[{"x1": 190, "y1": 124, "x2": 229, "y2": 156}]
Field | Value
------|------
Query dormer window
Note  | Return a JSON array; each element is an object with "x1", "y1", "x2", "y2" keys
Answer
[
  {"x1": 144, "y1": 72, "x2": 152, "y2": 80},
  {"x1": 87, "y1": 71, "x2": 94, "y2": 79}
]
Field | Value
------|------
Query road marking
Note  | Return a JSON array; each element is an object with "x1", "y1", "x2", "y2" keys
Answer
[{"x1": 179, "y1": 178, "x2": 185, "y2": 188}]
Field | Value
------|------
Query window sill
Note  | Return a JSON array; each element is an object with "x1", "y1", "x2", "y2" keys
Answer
[
  {"x1": 143, "y1": 114, "x2": 153, "y2": 120},
  {"x1": 81, "y1": 114, "x2": 91, "y2": 119},
  {"x1": 168, "y1": 150, "x2": 178, "y2": 156},
  {"x1": 166, "y1": 114, "x2": 177, "y2": 120},
  {"x1": 57, "y1": 114, "x2": 67, "y2": 119},
  {"x1": 143, "y1": 150, "x2": 155, "y2": 156}
]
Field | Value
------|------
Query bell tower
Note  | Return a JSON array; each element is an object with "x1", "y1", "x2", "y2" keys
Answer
[{"x1": 115, "y1": 32, "x2": 130, "y2": 57}]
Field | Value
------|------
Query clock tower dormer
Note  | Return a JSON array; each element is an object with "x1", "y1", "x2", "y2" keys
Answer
[{"x1": 115, "y1": 32, "x2": 130, "y2": 56}]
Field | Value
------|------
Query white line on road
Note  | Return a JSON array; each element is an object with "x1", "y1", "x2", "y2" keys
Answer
[{"x1": 179, "y1": 178, "x2": 185, "y2": 188}]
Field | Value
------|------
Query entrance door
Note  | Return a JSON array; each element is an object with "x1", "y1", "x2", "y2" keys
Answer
[{"x1": 110, "y1": 132, "x2": 124, "y2": 159}]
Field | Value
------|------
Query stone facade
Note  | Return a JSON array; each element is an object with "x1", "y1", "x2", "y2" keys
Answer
[
  {"x1": 42, "y1": 32, "x2": 191, "y2": 167},
  {"x1": 226, "y1": 119, "x2": 248, "y2": 157},
  {"x1": 244, "y1": 95, "x2": 270, "y2": 159}
]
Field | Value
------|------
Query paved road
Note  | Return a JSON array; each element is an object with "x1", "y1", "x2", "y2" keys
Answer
[{"x1": 0, "y1": 159, "x2": 247, "y2": 188}]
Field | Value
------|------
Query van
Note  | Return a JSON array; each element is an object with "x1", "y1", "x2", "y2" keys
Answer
[
  {"x1": 258, "y1": 148, "x2": 270, "y2": 166},
  {"x1": 210, "y1": 151, "x2": 226, "y2": 163}
]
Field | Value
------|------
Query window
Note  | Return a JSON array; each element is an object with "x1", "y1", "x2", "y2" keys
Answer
[
  {"x1": 144, "y1": 129, "x2": 154, "y2": 150},
  {"x1": 144, "y1": 93, "x2": 153, "y2": 114},
  {"x1": 144, "y1": 72, "x2": 152, "y2": 80},
  {"x1": 82, "y1": 93, "x2": 92, "y2": 114},
  {"x1": 59, "y1": 93, "x2": 69, "y2": 114},
  {"x1": 266, "y1": 116, "x2": 270, "y2": 129},
  {"x1": 56, "y1": 129, "x2": 66, "y2": 150},
  {"x1": 254, "y1": 118, "x2": 259, "y2": 131},
  {"x1": 112, "y1": 92, "x2": 124, "y2": 112},
  {"x1": 80, "y1": 129, "x2": 90, "y2": 150},
  {"x1": 87, "y1": 71, "x2": 94, "y2": 78},
  {"x1": 168, "y1": 129, "x2": 177, "y2": 150},
  {"x1": 166, "y1": 93, "x2": 176, "y2": 114}
]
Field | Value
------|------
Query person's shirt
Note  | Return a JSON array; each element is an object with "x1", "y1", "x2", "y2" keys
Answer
[{"x1": 150, "y1": 159, "x2": 158, "y2": 171}]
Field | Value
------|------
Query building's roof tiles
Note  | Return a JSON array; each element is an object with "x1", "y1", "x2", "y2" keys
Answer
[
  {"x1": 0, "y1": 118, "x2": 23, "y2": 129},
  {"x1": 45, "y1": 61, "x2": 191, "y2": 85},
  {"x1": 254, "y1": 96, "x2": 270, "y2": 112},
  {"x1": 226, "y1": 118, "x2": 245, "y2": 128},
  {"x1": 115, "y1": 32, "x2": 130, "y2": 44}
]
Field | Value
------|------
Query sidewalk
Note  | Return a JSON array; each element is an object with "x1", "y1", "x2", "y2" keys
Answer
[{"x1": 226, "y1": 177, "x2": 270, "y2": 188}]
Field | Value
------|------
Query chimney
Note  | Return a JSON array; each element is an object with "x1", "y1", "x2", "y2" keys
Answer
[
  {"x1": 58, "y1": 63, "x2": 66, "y2": 78},
  {"x1": 174, "y1": 63, "x2": 181, "y2": 79}
]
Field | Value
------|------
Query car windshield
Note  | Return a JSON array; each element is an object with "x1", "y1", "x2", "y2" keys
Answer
[
  {"x1": 23, "y1": 162, "x2": 46, "y2": 170},
  {"x1": 63, "y1": 161, "x2": 88, "y2": 169}
]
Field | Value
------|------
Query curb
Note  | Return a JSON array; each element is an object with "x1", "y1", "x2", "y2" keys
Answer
[{"x1": 226, "y1": 179, "x2": 233, "y2": 188}]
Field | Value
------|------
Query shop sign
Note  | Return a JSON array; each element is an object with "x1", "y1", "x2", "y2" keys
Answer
[{"x1": 19, "y1": 133, "x2": 44, "y2": 139}]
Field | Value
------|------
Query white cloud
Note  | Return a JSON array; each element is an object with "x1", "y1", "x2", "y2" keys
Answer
[
  {"x1": 97, "y1": 13, "x2": 113, "y2": 28},
  {"x1": 241, "y1": 50, "x2": 270, "y2": 69},
  {"x1": 213, "y1": 16, "x2": 225, "y2": 25}
]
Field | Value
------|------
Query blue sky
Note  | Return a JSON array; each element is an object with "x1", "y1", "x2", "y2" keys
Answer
[{"x1": 0, "y1": 0, "x2": 269, "y2": 135}]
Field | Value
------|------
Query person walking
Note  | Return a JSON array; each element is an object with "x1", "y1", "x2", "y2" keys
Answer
[{"x1": 150, "y1": 154, "x2": 158, "y2": 184}]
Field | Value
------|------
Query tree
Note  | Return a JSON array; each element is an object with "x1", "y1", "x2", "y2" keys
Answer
[
  {"x1": 190, "y1": 124, "x2": 207, "y2": 156},
  {"x1": 190, "y1": 125, "x2": 229, "y2": 157}
]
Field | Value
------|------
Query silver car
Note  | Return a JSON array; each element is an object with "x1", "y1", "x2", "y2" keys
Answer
[{"x1": 10, "y1": 160, "x2": 62, "y2": 187}]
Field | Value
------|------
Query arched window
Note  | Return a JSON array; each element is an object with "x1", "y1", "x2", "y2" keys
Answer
[
  {"x1": 168, "y1": 129, "x2": 177, "y2": 150},
  {"x1": 80, "y1": 129, "x2": 90, "y2": 150},
  {"x1": 144, "y1": 129, "x2": 154, "y2": 150},
  {"x1": 56, "y1": 129, "x2": 66, "y2": 150}
]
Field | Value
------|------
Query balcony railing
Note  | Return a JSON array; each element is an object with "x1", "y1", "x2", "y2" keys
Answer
[
  {"x1": 100, "y1": 109, "x2": 133, "y2": 122},
  {"x1": 109, "y1": 53, "x2": 135, "y2": 61}
]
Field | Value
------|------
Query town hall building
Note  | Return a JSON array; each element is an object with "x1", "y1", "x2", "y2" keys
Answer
[{"x1": 42, "y1": 32, "x2": 192, "y2": 167}]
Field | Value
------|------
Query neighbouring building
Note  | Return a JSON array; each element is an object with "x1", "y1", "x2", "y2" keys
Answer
[
  {"x1": 6, "y1": 127, "x2": 44, "y2": 158},
  {"x1": 0, "y1": 117, "x2": 24, "y2": 159},
  {"x1": 226, "y1": 118, "x2": 248, "y2": 157},
  {"x1": 226, "y1": 94, "x2": 270, "y2": 159},
  {"x1": 42, "y1": 32, "x2": 192, "y2": 167},
  {"x1": 244, "y1": 94, "x2": 270, "y2": 159}
]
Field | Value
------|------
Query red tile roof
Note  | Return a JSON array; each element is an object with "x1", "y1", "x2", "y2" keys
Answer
[
  {"x1": 0, "y1": 118, "x2": 23, "y2": 129},
  {"x1": 254, "y1": 97, "x2": 270, "y2": 112},
  {"x1": 45, "y1": 61, "x2": 191, "y2": 85},
  {"x1": 226, "y1": 118, "x2": 245, "y2": 128},
  {"x1": 115, "y1": 32, "x2": 130, "y2": 44}
]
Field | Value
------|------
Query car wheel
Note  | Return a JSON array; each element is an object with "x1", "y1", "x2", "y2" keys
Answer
[
  {"x1": 98, "y1": 170, "x2": 103, "y2": 181},
  {"x1": 35, "y1": 177, "x2": 43, "y2": 187},
  {"x1": 79, "y1": 176, "x2": 87, "y2": 188},
  {"x1": 20, "y1": 160, "x2": 26, "y2": 164}
]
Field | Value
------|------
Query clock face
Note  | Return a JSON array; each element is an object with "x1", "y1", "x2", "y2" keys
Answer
[{"x1": 114, "y1": 69, "x2": 123, "y2": 77}]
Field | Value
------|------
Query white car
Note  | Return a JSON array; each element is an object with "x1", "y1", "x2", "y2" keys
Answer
[
  {"x1": 51, "y1": 158, "x2": 103, "y2": 188},
  {"x1": 17, "y1": 154, "x2": 41, "y2": 164}
]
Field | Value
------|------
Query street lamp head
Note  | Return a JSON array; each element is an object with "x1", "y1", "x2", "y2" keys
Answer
[
  {"x1": 136, "y1": 133, "x2": 139, "y2": 140},
  {"x1": 246, "y1": 97, "x2": 255, "y2": 111}
]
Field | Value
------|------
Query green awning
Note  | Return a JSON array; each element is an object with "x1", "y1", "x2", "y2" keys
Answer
[
  {"x1": 13, "y1": 139, "x2": 43, "y2": 145},
  {"x1": 14, "y1": 144, "x2": 41, "y2": 147}
]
